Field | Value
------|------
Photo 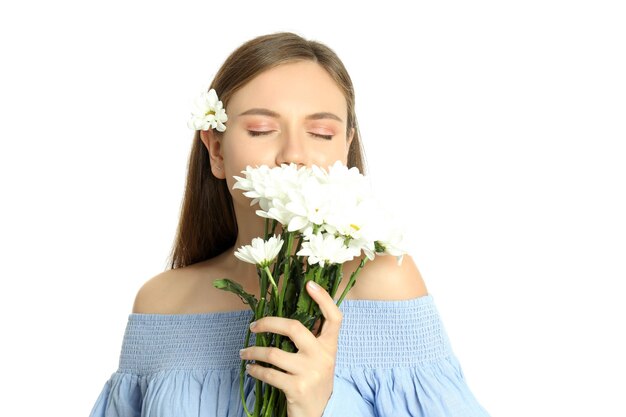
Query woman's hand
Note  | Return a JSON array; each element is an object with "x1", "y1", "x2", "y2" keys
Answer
[{"x1": 239, "y1": 280, "x2": 342, "y2": 417}]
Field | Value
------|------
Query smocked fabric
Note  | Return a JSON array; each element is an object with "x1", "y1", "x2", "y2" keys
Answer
[{"x1": 89, "y1": 295, "x2": 490, "y2": 417}]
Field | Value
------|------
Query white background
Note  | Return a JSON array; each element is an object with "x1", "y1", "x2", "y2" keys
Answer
[{"x1": 1, "y1": 1, "x2": 624, "y2": 416}]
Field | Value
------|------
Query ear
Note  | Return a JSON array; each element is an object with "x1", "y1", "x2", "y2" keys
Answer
[{"x1": 200, "y1": 130, "x2": 225, "y2": 179}]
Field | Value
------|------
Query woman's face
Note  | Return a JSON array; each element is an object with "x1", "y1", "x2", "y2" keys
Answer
[{"x1": 202, "y1": 60, "x2": 354, "y2": 206}]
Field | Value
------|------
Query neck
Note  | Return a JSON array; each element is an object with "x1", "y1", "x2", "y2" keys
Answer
[
  {"x1": 220, "y1": 202, "x2": 274, "y2": 286},
  {"x1": 223, "y1": 202, "x2": 294, "y2": 285}
]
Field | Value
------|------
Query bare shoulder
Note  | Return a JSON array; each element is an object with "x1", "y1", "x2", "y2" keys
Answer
[
  {"x1": 131, "y1": 252, "x2": 428, "y2": 313},
  {"x1": 344, "y1": 253, "x2": 428, "y2": 301},
  {"x1": 132, "y1": 267, "x2": 188, "y2": 314},
  {"x1": 131, "y1": 259, "x2": 220, "y2": 314}
]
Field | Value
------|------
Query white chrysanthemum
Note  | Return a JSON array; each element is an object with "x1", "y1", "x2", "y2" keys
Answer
[
  {"x1": 314, "y1": 162, "x2": 373, "y2": 205},
  {"x1": 254, "y1": 199, "x2": 292, "y2": 225},
  {"x1": 232, "y1": 162, "x2": 406, "y2": 264},
  {"x1": 283, "y1": 176, "x2": 334, "y2": 232},
  {"x1": 233, "y1": 165, "x2": 272, "y2": 207},
  {"x1": 233, "y1": 163, "x2": 303, "y2": 209},
  {"x1": 311, "y1": 162, "x2": 375, "y2": 237},
  {"x1": 187, "y1": 89, "x2": 228, "y2": 132},
  {"x1": 347, "y1": 237, "x2": 376, "y2": 261},
  {"x1": 323, "y1": 161, "x2": 370, "y2": 193},
  {"x1": 322, "y1": 194, "x2": 386, "y2": 263},
  {"x1": 362, "y1": 209, "x2": 407, "y2": 265},
  {"x1": 234, "y1": 235, "x2": 283, "y2": 267},
  {"x1": 296, "y1": 232, "x2": 360, "y2": 267},
  {"x1": 375, "y1": 226, "x2": 406, "y2": 265},
  {"x1": 235, "y1": 163, "x2": 325, "y2": 233},
  {"x1": 323, "y1": 196, "x2": 375, "y2": 237}
]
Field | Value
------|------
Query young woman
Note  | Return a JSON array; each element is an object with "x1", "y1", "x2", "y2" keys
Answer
[{"x1": 89, "y1": 32, "x2": 490, "y2": 417}]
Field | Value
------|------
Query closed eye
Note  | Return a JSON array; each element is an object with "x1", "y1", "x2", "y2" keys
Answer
[
  {"x1": 309, "y1": 132, "x2": 333, "y2": 140},
  {"x1": 247, "y1": 130, "x2": 333, "y2": 140},
  {"x1": 247, "y1": 130, "x2": 273, "y2": 137}
]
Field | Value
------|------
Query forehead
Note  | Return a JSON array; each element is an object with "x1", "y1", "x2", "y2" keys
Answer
[{"x1": 227, "y1": 61, "x2": 348, "y2": 118}]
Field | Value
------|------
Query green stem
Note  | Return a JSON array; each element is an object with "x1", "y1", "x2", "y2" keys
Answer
[
  {"x1": 254, "y1": 293, "x2": 267, "y2": 417},
  {"x1": 274, "y1": 232, "x2": 293, "y2": 356},
  {"x1": 279, "y1": 394, "x2": 287, "y2": 417},
  {"x1": 279, "y1": 233, "x2": 294, "y2": 315},
  {"x1": 329, "y1": 264, "x2": 342, "y2": 299},
  {"x1": 307, "y1": 267, "x2": 323, "y2": 317},
  {"x1": 335, "y1": 258, "x2": 368, "y2": 308},
  {"x1": 263, "y1": 386, "x2": 278, "y2": 417},
  {"x1": 261, "y1": 381, "x2": 271, "y2": 416},
  {"x1": 259, "y1": 250, "x2": 281, "y2": 416},
  {"x1": 240, "y1": 324, "x2": 254, "y2": 417},
  {"x1": 263, "y1": 266, "x2": 279, "y2": 304}
]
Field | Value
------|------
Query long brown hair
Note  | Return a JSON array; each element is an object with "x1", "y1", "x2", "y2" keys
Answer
[{"x1": 167, "y1": 32, "x2": 367, "y2": 270}]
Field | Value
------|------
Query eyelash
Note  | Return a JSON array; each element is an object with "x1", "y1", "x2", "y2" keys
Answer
[{"x1": 247, "y1": 131, "x2": 333, "y2": 140}]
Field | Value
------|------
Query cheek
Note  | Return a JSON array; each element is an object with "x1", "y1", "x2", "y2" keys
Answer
[
  {"x1": 222, "y1": 139, "x2": 272, "y2": 181},
  {"x1": 334, "y1": 135, "x2": 352, "y2": 156},
  {"x1": 337, "y1": 138, "x2": 352, "y2": 164},
  {"x1": 223, "y1": 135, "x2": 255, "y2": 166},
  {"x1": 313, "y1": 141, "x2": 350, "y2": 167}
]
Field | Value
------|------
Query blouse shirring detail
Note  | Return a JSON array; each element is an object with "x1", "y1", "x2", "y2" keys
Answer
[{"x1": 89, "y1": 295, "x2": 490, "y2": 417}]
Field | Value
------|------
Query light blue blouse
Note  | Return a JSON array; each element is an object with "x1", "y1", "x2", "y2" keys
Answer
[{"x1": 89, "y1": 294, "x2": 490, "y2": 417}]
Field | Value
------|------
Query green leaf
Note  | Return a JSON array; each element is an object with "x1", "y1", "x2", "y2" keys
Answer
[
  {"x1": 213, "y1": 278, "x2": 257, "y2": 311},
  {"x1": 318, "y1": 270, "x2": 330, "y2": 290},
  {"x1": 281, "y1": 278, "x2": 297, "y2": 318},
  {"x1": 290, "y1": 256, "x2": 303, "y2": 278},
  {"x1": 280, "y1": 337, "x2": 296, "y2": 353},
  {"x1": 296, "y1": 287, "x2": 310, "y2": 314},
  {"x1": 290, "y1": 311, "x2": 317, "y2": 329},
  {"x1": 328, "y1": 264, "x2": 342, "y2": 299}
]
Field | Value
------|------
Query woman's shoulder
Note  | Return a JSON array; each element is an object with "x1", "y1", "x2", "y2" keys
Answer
[
  {"x1": 131, "y1": 263, "x2": 195, "y2": 315},
  {"x1": 131, "y1": 252, "x2": 428, "y2": 314},
  {"x1": 344, "y1": 253, "x2": 428, "y2": 301},
  {"x1": 131, "y1": 256, "x2": 241, "y2": 315}
]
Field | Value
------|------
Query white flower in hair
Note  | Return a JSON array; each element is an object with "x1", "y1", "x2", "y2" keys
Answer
[{"x1": 187, "y1": 88, "x2": 228, "y2": 132}]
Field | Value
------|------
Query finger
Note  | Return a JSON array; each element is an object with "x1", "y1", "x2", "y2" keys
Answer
[
  {"x1": 246, "y1": 362, "x2": 291, "y2": 392},
  {"x1": 306, "y1": 280, "x2": 343, "y2": 340},
  {"x1": 240, "y1": 346, "x2": 300, "y2": 374},
  {"x1": 250, "y1": 317, "x2": 317, "y2": 352}
]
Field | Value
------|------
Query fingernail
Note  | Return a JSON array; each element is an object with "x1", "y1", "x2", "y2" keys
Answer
[
  {"x1": 307, "y1": 280, "x2": 319, "y2": 291},
  {"x1": 249, "y1": 321, "x2": 257, "y2": 330}
]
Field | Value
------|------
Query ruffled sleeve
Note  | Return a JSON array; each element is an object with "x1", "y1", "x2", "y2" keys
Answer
[
  {"x1": 88, "y1": 372, "x2": 145, "y2": 417},
  {"x1": 321, "y1": 295, "x2": 490, "y2": 417},
  {"x1": 87, "y1": 309, "x2": 259, "y2": 417},
  {"x1": 88, "y1": 315, "x2": 147, "y2": 417}
]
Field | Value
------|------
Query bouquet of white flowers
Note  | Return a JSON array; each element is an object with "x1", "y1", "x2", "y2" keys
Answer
[{"x1": 213, "y1": 161, "x2": 406, "y2": 417}]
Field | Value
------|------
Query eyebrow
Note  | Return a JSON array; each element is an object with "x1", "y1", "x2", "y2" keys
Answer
[{"x1": 237, "y1": 108, "x2": 343, "y2": 123}]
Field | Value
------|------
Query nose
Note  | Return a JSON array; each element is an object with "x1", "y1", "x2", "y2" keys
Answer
[{"x1": 275, "y1": 130, "x2": 308, "y2": 168}]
